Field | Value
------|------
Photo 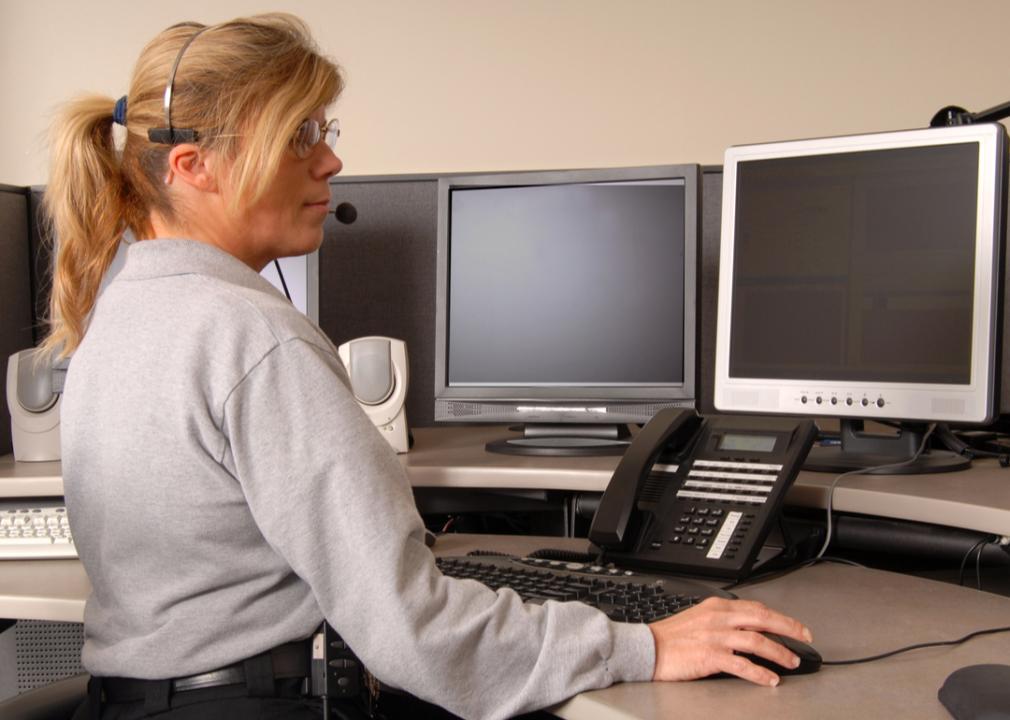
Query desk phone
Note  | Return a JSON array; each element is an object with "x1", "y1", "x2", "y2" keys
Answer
[{"x1": 589, "y1": 408, "x2": 817, "y2": 580}]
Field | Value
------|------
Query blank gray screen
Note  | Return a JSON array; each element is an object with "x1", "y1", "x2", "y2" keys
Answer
[
  {"x1": 729, "y1": 143, "x2": 979, "y2": 384},
  {"x1": 448, "y1": 181, "x2": 686, "y2": 386}
]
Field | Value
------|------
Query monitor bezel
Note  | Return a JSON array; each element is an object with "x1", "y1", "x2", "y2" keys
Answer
[
  {"x1": 434, "y1": 165, "x2": 700, "y2": 424},
  {"x1": 714, "y1": 124, "x2": 1006, "y2": 424}
]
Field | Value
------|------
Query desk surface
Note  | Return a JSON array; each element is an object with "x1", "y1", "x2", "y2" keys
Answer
[
  {"x1": 4, "y1": 424, "x2": 1010, "y2": 535},
  {"x1": 403, "y1": 427, "x2": 1010, "y2": 536},
  {"x1": 2, "y1": 533, "x2": 1009, "y2": 720}
]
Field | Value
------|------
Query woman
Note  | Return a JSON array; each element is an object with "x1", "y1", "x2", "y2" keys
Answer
[{"x1": 46, "y1": 14, "x2": 813, "y2": 720}]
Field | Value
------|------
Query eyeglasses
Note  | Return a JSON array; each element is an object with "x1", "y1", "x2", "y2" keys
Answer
[{"x1": 292, "y1": 118, "x2": 340, "y2": 158}]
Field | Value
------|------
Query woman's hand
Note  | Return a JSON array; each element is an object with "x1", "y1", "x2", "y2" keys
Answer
[{"x1": 649, "y1": 597, "x2": 813, "y2": 686}]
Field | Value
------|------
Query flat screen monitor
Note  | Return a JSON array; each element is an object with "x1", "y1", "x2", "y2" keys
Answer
[
  {"x1": 715, "y1": 124, "x2": 1007, "y2": 474},
  {"x1": 434, "y1": 166, "x2": 699, "y2": 455}
]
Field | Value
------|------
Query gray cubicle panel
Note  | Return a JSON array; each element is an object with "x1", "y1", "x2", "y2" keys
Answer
[
  {"x1": 1003, "y1": 200, "x2": 1010, "y2": 420},
  {"x1": 318, "y1": 174, "x2": 443, "y2": 427},
  {"x1": 27, "y1": 188, "x2": 53, "y2": 347},
  {"x1": 698, "y1": 167, "x2": 722, "y2": 416},
  {"x1": 0, "y1": 185, "x2": 36, "y2": 457}
]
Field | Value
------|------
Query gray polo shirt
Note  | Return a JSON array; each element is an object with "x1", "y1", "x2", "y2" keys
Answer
[{"x1": 61, "y1": 239, "x2": 654, "y2": 720}]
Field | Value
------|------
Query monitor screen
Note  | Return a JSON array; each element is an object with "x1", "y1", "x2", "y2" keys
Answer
[
  {"x1": 715, "y1": 125, "x2": 1005, "y2": 438},
  {"x1": 434, "y1": 166, "x2": 699, "y2": 452}
]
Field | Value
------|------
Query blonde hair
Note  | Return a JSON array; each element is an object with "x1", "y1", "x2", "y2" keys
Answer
[{"x1": 43, "y1": 13, "x2": 343, "y2": 357}]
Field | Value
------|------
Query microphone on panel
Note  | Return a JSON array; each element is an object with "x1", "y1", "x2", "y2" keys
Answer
[{"x1": 334, "y1": 202, "x2": 357, "y2": 225}]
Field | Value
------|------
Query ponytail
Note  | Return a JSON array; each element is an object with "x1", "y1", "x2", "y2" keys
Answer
[
  {"x1": 40, "y1": 14, "x2": 342, "y2": 358},
  {"x1": 42, "y1": 95, "x2": 128, "y2": 358}
]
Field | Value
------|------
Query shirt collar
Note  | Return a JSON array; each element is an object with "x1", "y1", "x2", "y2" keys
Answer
[{"x1": 115, "y1": 238, "x2": 282, "y2": 298}]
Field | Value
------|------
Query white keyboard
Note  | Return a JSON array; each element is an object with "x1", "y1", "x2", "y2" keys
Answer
[{"x1": 0, "y1": 500, "x2": 78, "y2": 559}]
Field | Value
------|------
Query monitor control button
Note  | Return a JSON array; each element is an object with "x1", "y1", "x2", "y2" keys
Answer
[
  {"x1": 831, "y1": 397, "x2": 838, "y2": 405},
  {"x1": 801, "y1": 396, "x2": 808, "y2": 404},
  {"x1": 846, "y1": 398, "x2": 854, "y2": 406},
  {"x1": 861, "y1": 398, "x2": 869, "y2": 407},
  {"x1": 876, "y1": 398, "x2": 885, "y2": 408},
  {"x1": 815, "y1": 397, "x2": 823, "y2": 404}
]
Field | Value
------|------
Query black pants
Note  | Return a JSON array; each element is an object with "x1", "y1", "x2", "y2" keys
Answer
[
  {"x1": 69, "y1": 677, "x2": 371, "y2": 720},
  {"x1": 70, "y1": 676, "x2": 557, "y2": 720}
]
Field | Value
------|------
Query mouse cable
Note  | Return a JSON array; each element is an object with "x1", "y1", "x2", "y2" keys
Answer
[
  {"x1": 821, "y1": 624, "x2": 1010, "y2": 666},
  {"x1": 815, "y1": 423, "x2": 937, "y2": 561}
]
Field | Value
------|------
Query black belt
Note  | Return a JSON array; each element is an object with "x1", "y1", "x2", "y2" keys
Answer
[{"x1": 99, "y1": 639, "x2": 311, "y2": 703}]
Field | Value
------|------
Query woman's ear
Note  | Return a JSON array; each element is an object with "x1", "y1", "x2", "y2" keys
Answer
[{"x1": 165, "y1": 144, "x2": 219, "y2": 192}]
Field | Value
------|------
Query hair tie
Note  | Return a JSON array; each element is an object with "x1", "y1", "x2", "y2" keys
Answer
[{"x1": 112, "y1": 95, "x2": 128, "y2": 126}]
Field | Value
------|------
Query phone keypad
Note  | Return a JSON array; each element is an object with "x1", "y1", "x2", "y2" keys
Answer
[{"x1": 665, "y1": 505, "x2": 756, "y2": 561}]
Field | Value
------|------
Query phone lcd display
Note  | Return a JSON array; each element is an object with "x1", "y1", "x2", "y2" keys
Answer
[{"x1": 717, "y1": 433, "x2": 777, "y2": 453}]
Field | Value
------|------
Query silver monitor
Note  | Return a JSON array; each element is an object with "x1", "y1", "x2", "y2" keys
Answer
[{"x1": 715, "y1": 124, "x2": 1007, "y2": 473}]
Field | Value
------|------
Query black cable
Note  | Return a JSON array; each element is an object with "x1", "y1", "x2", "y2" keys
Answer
[
  {"x1": 975, "y1": 540, "x2": 989, "y2": 590},
  {"x1": 719, "y1": 556, "x2": 864, "y2": 592},
  {"x1": 944, "y1": 427, "x2": 1010, "y2": 464},
  {"x1": 958, "y1": 538, "x2": 990, "y2": 586},
  {"x1": 272, "y1": 259, "x2": 292, "y2": 301},
  {"x1": 822, "y1": 625, "x2": 1010, "y2": 666},
  {"x1": 720, "y1": 559, "x2": 814, "y2": 591},
  {"x1": 816, "y1": 424, "x2": 937, "y2": 561}
]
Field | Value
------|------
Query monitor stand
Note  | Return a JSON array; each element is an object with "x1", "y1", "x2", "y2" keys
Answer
[
  {"x1": 486, "y1": 424, "x2": 632, "y2": 457},
  {"x1": 804, "y1": 419, "x2": 970, "y2": 475}
]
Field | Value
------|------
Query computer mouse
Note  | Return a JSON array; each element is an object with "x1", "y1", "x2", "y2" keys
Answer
[{"x1": 741, "y1": 632, "x2": 822, "y2": 676}]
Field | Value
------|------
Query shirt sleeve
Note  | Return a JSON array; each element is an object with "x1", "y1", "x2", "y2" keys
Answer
[{"x1": 221, "y1": 337, "x2": 655, "y2": 720}]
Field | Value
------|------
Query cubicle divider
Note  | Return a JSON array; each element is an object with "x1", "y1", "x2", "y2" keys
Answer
[
  {"x1": 699, "y1": 167, "x2": 723, "y2": 416},
  {"x1": 27, "y1": 188, "x2": 52, "y2": 348},
  {"x1": 318, "y1": 174, "x2": 444, "y2": 428},
  {"x1": 0, "y1": 185, "x2": 36, "y2": 457}
]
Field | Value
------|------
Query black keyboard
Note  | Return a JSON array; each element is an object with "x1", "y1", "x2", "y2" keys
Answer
[{"x1": 437, "y1": 554, "x2": 731, "y2": 623}]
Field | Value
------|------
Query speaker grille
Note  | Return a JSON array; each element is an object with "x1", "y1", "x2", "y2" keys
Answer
[
  {"x1": 639, "y1": 475, "x2": 668, "y2": 505},
  {"x1": 931, "y1": 398, "x2": 968, "y2": 417},
  {"x1": 14, "y1": 620, "x2": 84, "y2": 692}
]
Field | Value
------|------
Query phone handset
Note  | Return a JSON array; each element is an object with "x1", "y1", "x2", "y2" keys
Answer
[{"x1": 588, "y1": 408, "x2": 704, "y2": 551}]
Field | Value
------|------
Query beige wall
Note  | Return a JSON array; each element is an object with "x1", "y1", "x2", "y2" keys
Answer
[{"x1": 2, "y1": 0, "x2": 1009, "y2": 186}]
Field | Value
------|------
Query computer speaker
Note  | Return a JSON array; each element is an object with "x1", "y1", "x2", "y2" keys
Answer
[
  {"x1": 5, "y1": 349, "x2": 65, "y2": 462},
  {"x1": 337, "y1": 336, "x2": 411, "y2": 453}
]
